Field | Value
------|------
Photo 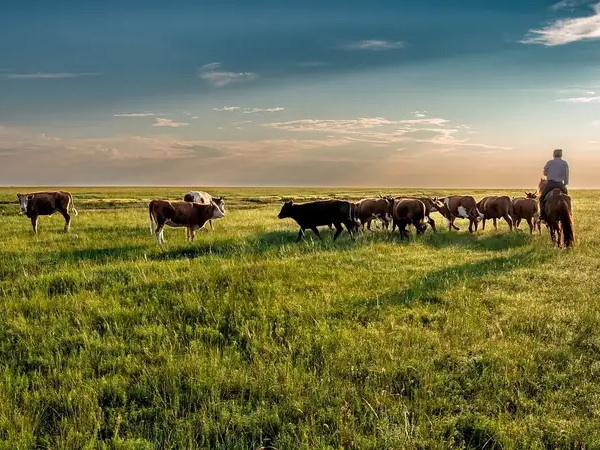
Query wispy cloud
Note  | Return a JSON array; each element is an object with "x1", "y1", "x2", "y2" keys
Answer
[
  {"x1": 340, "y1": 39, "x2": 405, "y2": 51},
  {"x1": 264, "y1": 117, "x2": 447, "y2": 133},
  {"x1": 2, "y1": 72, "x2": 98, "y2": 80},
  {"x1": 551, "y1": 0, "x2": 591, "y2": 10},
  {"x1": 213, "y1": 106, "x2": 242, "y2": 112},
  {"x1": 214, "y1": 106, "x2": 284, "y2": 114},
  {"x1": 153, "y1": 118, "x2": 189, "y2": 127},
  {"x1": 521, "y1": 2, "x2": 600, "y2": 45},
  {"x1": 199, "y1": 62, "x2": 257, "y2": 87},
  {"x1": 555, "y1": 95, "x2": 600, "y2": 102},
  {"x1": 114, "y1": 112, "x2": 155, "y2": 117}
]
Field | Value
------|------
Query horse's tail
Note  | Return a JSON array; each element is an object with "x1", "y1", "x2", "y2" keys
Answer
[{"x1": 558, "y1": 199, "x2": 575, "y2": 248}]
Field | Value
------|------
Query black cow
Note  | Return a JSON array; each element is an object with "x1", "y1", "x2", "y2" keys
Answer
[{"x1": 278, "y1": 200, "x2": 356, "y2": 241}]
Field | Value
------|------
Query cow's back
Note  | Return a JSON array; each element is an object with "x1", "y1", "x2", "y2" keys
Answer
[
  {"x1": 184, "y1": 191, "x2": 212, "y2": 204},
  {"x1": 30, "y1": 191, "x2": 71, "y2": 215},
  {"x1": 292, "y1": 200, "x2": 351, "y2": 226},
  {"x1": 393, "y1": 198, "x2": 425, "y2": 220}
]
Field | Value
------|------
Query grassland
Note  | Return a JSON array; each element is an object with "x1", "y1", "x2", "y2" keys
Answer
[{"x1": 0, "y1": 187, "x2": 599, "y2": 449}]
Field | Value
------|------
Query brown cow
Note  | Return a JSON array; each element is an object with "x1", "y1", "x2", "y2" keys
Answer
[
  {"x1": 387, "y1": 198, "x2": 427, "y2": 240},
  {"x1": 149, "y1": 200, "x2": 225, "y2": 245},
  {"x1": 512, "y1": 192, "x2": 541, "y2": 234},
  {"x1": 390, "y1": 196, "x2": 438, "y2": 232},
  {"x1": 436, "y1": 196, "x2": 484, "y2": 233},
  {"x1": 355, "y1": 198, "x2": 392, "y2": 230},
  {"x1": 477, "y1": 196, "x2": 514, "y2": 231},
  {"x1": 183, "y1": 191, "x2": 225, "y2": 230},
  {"x1": 17, "y1": 191, "x2": 78, "y2": 234}
]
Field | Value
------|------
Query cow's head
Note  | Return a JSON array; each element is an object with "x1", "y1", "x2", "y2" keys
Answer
[
  {"x1": 16, "y1": 193, "x2": 31, "y2": 214},
  {"x1": 210, "y1": 201, "x2": 225, "y2": 219},
  {"x1": 278, "y1": 200, "x2": 294, "y2": 219},
  {"x1": 434, "y1": 198, "x2": 451, "y2": 219},
  {"x1": 213, "y1": 196, "x2": 226, "y2": 214},
  {"x1": 525, "y1": 192, "x2": 537, "y2": 199}
]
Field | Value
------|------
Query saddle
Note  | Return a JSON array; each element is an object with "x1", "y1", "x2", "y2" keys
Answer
[{"x1": 543, "y1": 188, "x2": 566, "y2": 202}]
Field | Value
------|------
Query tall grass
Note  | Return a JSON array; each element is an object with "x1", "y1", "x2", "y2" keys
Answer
[{"x1": 0, "y1": 187, "x2": 599, "y2": 449}]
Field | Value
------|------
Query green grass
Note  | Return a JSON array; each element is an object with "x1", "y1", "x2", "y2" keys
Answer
[{"x1": 1, "y1": 187, "x2": 599, "y2": 449}]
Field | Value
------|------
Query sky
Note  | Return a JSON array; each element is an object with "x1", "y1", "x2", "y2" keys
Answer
[{"x1": 1, "y1": 0, "x2": 600, "y2": 188}]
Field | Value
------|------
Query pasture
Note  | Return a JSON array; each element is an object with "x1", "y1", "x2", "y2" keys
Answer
[{"x1": 0, "y1": 187, "x2": 599, "y2": 449}]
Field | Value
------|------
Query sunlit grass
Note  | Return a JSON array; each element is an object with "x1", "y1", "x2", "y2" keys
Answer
[{"x1": 0, "y1": 187, "x2": 599, "y2": 448}]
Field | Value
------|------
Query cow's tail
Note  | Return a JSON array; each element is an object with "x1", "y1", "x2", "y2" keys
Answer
[
  {"x1": 149, "y1": 202, "x2": 156, "y2": 235},
  {"x1": 69, "y1": 193, "x2": 78, "y2": 216},
  {"x1": 558, "y1": 199, "x2": 575, "y2": 248}
]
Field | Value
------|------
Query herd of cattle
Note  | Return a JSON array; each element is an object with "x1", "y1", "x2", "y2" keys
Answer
[{"x1": 15, "y1": 190, "x2": 542, "y2": 244}]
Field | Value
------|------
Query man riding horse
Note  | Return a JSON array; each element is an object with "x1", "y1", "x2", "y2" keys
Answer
[{"x1": 539, "y1": 149, "x2": 569, "y2": 222}]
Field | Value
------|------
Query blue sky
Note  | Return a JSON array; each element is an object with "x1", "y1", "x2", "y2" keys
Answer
[{"x1": 1, "y1": 0, "x2": 599, "y2": 187}]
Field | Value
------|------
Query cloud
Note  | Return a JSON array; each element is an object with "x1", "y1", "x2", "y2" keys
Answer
[
  {"x1": 555, "y1": 95, "x2": 600, "y2": 102},
  {"x1": 551, "y1": 0, "x2": 591, "y2": 10},
  {"x1": 214, "y1": 106, "x2": 285, "y2": 114},
  {"x1": 521, "y1": 2, "x2": 600, "y2": 45},
  {"x1": 199, "y1": 63, "x2": 257, "y2": 87},
  {"x1": 114, "y1": 113, "x2": 155, "y2": 117},
  {"x1": 242, "y1": 107, "x2": 285, "y2": 114},
  {"x1": 340, "y1": 39, "x2": 405, "y2": 51},
  {"x1": 264, "y1": 117, "x2": 447, "y2": 133},
  {"x1": 2, "y1": 72, "x2": 98, "y2": 80},
  {"x1": 412, "y1": 111, "x2": 427, "y2": 118},
  {"x1": 213, "y1": 106, "x2": 242, "y2": 112},
  {"x1": 153, "y1": 118, "x2": 189, "y2": 127}
]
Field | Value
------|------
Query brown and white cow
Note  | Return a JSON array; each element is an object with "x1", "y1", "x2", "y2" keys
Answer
[
  {"x1": 477, "y1": 196, "x2": 514, "y2": 231},
  {"x1": 149, "y1": 200, "x2": 225, "y2": 245},
  {"x1": 387, "y1": 198, "x2": 427, "y2": 240},
  {"x1": 17, "y1": 191, "x2": 78, "y2": 234},
  {"x1": 355, "y1": 198, "x2": 392, "y2": 230},
  {"x1": 436, "y1": 196, "x2": 484, "y2": 233},
  {"x1": 512, "y1": 192, "x2": 541, "y2": 234},
  {"x1": 183, "y1": 191, "x2": 225, "y2": 230}
]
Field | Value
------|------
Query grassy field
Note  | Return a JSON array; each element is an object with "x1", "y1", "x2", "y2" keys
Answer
[{"x1": 0, "y1": 187, "x2": 599, "y2": 449}]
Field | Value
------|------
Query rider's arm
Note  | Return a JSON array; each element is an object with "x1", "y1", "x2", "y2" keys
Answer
[
  {"x1": 543, "y1": 161, "x2": 550, "y2": 176},
  {"x1": 564, "y1": 162, "x2": 569, "y2": 185}
]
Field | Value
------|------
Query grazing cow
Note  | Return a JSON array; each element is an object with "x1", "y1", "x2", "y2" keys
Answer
[
  {"x1": 277, "y1": 200, "x2": 356, "y2": 241},
  {"x1": 512, "y1": 192, "x2": 541, "y2": 234},
  {"x1": 355, "y1": 198, "x2": 393, "y2": 230},
  {"x1": 436, "y1": 196, "x2": 484, "y2": 233},
  {"x1": 477, "y1": 196, "x2": 514, "y2": 231},
  {"x1": 17, "y1": 191, "x2": 78, "y2": 234},
  {"x1": 387, "y1": 198, "x2": 427, "y2": 240},
  {"x1": 183, "y1": 191, "x2": 225, "y2": 230},
  {"x1": 390, "y1": 196, "x2": 439, "y2": 232},
  {"x1": 149, "y1": 200, "x2": 225, "y2": 245}
]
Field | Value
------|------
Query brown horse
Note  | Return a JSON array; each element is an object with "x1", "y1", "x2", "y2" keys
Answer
[{"x1": 538, "y1": 179, "x2": 575, "y2": 248}]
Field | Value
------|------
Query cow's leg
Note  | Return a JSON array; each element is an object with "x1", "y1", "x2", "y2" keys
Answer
[
  {"x1": 468, "y1": 219, "x2": 475, "y2": 233},
  {"x1": 366, "y1": 218, "x2": 373, "y2": 231},
  {"x1": 310, "y1": 226, "x2": 323, "y2": 241},
  {"x1": 503, "y1": 214, "x2": 513, "y2": 231},
  {"x1": 296, "y1": 228, "x2": 305, "y2": 242},
  {"x1": 526, "y1": 218, "x2": 534, "y2": 234},
  {"x1": 31, "y1": 216, "x2": 38, "y2": 234},
  {"x1": 155, "y1": 223, "x2": 165, "y2": 245},
  {"x1": 342, "y1": 220, "x2": 355, "y2": 240},
  {"x1": 209, "y1": 220, "x2": 214, "y2": 231},
  {"x1": 60, "y1": 208, "x2": 71, "y2": 233},
  {"x1": 493, "y1": 218, "x2": 498, "y2": 230},
  {"x1": 428, "y1": 217, "x2": 436, "y2": 232},
  {"x1": 332, "y1": 223, "x2": 344, "y2": 241},
  {"x1": 400, "y1": 223, "x2": 409, "y2": 240},
  {"x1": 482, "y1": 218, "x2": 486, "y2": 230}
]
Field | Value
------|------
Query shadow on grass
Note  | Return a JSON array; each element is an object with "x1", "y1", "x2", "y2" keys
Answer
[
  {"x1": 39, "y1": 245, "x2": 147, "y2": 264},
  {"x1": 336, "y1": 250, "x2": 549, "y2": 319},
  {"x1": 420, "y1": 229, "x2": 532, "y2": 252}
]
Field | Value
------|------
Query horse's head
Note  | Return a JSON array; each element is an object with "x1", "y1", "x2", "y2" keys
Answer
[{"x1": 537, "y1": 178, "x2": 547, "y2": 193}]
